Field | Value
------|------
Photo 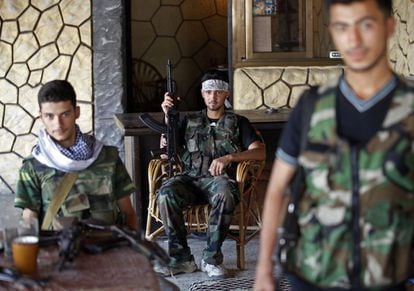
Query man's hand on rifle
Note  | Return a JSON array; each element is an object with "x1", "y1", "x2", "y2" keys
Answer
[
  {"x1": 161, "y1": 93, "x2": 180, "y2": 123},
  {"x1": 159, "y1": 134, "x2": 168, "y2": 160},
  {"x1": 160, "y1": 134, "x2": 167, "y2": 149}
]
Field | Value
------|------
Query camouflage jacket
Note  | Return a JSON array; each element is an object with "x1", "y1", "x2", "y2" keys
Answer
[
  {"x1": 15, "y1": 146, "x2": 136, "y2": 228},
  {"x1": 182, "y1": 110, "x2": 243, "y2": 177},
  {"x1": 287, "y1": 77, "x2": 414, "y2": 289}
]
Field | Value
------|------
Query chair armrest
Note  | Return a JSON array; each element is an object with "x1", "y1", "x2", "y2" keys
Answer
[
  {"x1": 236, "y1": 160, "x2": 265, "y2": 186},
  {"x1": 236, "y1": 159, "x2": 265, "y2": 205},
  {"x1": 147, "y1": 159, "x2": 184, "y2": 198}
]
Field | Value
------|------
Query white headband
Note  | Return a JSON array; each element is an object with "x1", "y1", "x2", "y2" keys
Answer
[{"x1": 201, "y1": 79, "x2": 229, "y2": 91}]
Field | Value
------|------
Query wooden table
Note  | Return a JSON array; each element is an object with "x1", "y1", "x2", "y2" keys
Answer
[
  {"x1": 114, "y1": 109, "x2": 290, "y2": 229},
  {"x1": 0, "y1": 246, "x2": 161, "y2": 290}
]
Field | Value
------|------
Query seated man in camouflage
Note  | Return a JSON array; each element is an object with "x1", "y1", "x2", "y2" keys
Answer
[
  {"x1": 15, "y1": 80, "x2": 137, "y2": 231},
  {"x1": 155, "y1": 69, "x2": 266, "y2": 278}
]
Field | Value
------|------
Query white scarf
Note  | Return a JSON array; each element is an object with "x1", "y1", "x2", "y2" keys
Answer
[{"x1": 32, "y1": 129, "x2": 104, "y2": 172}]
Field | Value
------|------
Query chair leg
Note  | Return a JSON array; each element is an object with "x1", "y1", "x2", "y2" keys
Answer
[
  {"x1": 238, "y1": 242, "x2": 246, "y2": 269},
  {"x1": 145, "y1": 215, "x2": 152, "y2": 240},
  {"x1": 145, "y1": 205, "x2": 153, "y2": 240},
  {"x1": 238, "y1": 201, "x2": 246, "y2": 269},
  {"x1": 147, "y1": 226, "x2": 165, "y2": 241},
  {"x1": 236, "y1": 242, "x2": 246, "y2": 269}
]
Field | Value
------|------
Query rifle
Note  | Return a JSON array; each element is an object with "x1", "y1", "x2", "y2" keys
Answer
[
  {"x1": 139, "y1": 59, "x2": 179, "y2": 177},
  {"x1": 39, "y1": 218, "x2": 170, "y2": 272},
  {"x1": 276, "y1": 167, "x2": 304, "y2": 267},
  {"x1": 82, "y1": 220, "x2": 170, "y2": 267},
  {"x1": 0, "y1": 266, "x2": 49, "y2": 289}
]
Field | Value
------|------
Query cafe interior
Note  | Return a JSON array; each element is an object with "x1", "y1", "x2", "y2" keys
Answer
[{"x1": 0, "y1": 0, "x2": 413, "y2": 290}]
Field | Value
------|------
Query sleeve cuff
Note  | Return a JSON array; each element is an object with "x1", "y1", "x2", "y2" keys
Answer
[{"x1": 276, "y1": 148, "x2": 298, "y2": 166}]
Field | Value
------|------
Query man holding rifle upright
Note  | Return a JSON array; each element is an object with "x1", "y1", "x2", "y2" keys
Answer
[{"x1": 154, "y1": 69, "x2": 265, "y2": 278}]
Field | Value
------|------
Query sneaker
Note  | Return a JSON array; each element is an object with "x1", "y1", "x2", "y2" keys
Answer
[
  {"x1": 200, "y1": 259, "x2": 227, "y2": 278},
  {"x1": 153, "y1": 257, "x2": 198, "y2": 276}
]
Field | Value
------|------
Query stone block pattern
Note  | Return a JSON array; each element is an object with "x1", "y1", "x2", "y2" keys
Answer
[
  {"x1": 389, "y1": 0, "x2": 414, "y2": 78},
  {"x1": 0, "y1": 0, "x2": 92, "y2": 195},
  {"x1": 233, "y1": 66, "x2": 344, "y2": 110},
  {"x1": 233, "y1": 1, "x2": 414, "y2": 111},
  {"x1": 92, "y1": 0, "x2": 127, "y2": 155},
  {"x1": 0, "y1": 0, "x2": 413, "y2": 197},
  {"x1": 130, "y1": 0, "x2": 228, "y2": 112}
]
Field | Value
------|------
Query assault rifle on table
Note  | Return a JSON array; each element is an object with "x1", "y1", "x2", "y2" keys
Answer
[
  {"x1": 39, "y1": 218, "x2": 170, "y2": 272},
  {"x1": 139, "y1": 59, "x2": 179, "y2": 177},
  {"x1": 0, "y1": 267, "x2": 49, "y2": 289}
]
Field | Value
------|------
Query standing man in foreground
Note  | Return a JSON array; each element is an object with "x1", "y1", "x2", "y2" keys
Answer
[
  {"x1": 155, "y1": 69, "x2": 265, "y2": 278},
  {"x1": 255, "y1": 0, "x2": 414, "y2": 290},
  {"x1": 15, "y1": 80, "x2": 138, "y2": 231}
]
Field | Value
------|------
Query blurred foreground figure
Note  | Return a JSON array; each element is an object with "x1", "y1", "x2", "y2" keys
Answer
[{"x1": 255, "y1": 0, "x2": 414, "y2": 290}]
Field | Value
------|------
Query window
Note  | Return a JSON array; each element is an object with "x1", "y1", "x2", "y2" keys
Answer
[{"x1": 232, "y1": 0, "x2": 340, "y2": 67}]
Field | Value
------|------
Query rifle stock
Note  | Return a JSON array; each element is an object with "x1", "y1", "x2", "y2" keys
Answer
[{"x1": 139, "y1": 113, "x2": 167, "y2": 134}]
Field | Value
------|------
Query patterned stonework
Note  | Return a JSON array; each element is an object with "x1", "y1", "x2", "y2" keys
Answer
[
  {"x1": 130, "y1": 0, "x2": 228, "y2": 111},
  {"x1": 0, "y1": 0, "x2": 413, "y2": 196},
  {"x1": 233, "y1": 66, "x2": 344, "y2": 110},
  {"x1": 389, "y1": 1, "x2": 414, "y2": 77},
  {"x1": 233, "y1": 2, "x2": 414, "y2": 110},
  {"x1": 0, "y1": 0, "x2": 92, "y2": 195}
]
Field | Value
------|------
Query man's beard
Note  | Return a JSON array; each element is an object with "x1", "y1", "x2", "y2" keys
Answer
[
  {"x1": 346, "y1": 45, "x2": 388, "y2": 73},
  {"x1": 208, "y1": 104, "x2": 224, "y2": 111}
]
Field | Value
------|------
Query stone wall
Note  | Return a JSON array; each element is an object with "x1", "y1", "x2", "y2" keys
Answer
[
  {"x1": 0, "y1": 0, "x2": 93, "y2": 195},
  {"x1": 0, "y1": 0, "x2": 413, "y2": 196},
  {"x1": 0, "y1": 0, "x2": 126, "y2": 195},
  {"x1": 233, "y1": 1, "x2": 414, "y2": 110},
  {"x1": 389, "y1": 0, "x2": 414, "y2": 77},
  {"x1": 233, "y1": 66, "x2": 344, "y2": 110},
  {"x1": 93, "y1": 0, "x2": 127, "y2": 155},
  {"x1": 130, "y1": 0, "x2": 228, "y2": 111}
]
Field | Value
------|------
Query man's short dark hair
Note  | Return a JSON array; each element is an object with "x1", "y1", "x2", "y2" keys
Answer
[
  {"x1": 38, "y1": 80, "x2": 77, "y2": 108},
  {"x1": 201, "y1": 69, "x2": 229, "y2": 84},
  {"x1": 325, "y1": 0, "x2": 392, "y2": 17}
]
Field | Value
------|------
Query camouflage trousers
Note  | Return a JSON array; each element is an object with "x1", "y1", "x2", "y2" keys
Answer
[{"x1": 156, "y1": 174, "x2": 239, "y2": 265}]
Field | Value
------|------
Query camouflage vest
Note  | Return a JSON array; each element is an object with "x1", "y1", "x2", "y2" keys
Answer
[
  {"x1": 33, "y1": 147, "x2": 123, "y2": 228},
  {"x1": 182, "y1": 110, "x2": 243, "y2": 177},
  {"x1": 287, "y1": 78, "x2": 414, "y2": 288}
]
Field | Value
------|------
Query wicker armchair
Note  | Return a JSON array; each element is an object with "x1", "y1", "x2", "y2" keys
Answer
[{"x1": 145, "y1": 158, "x2": 265, "y2": 269}]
